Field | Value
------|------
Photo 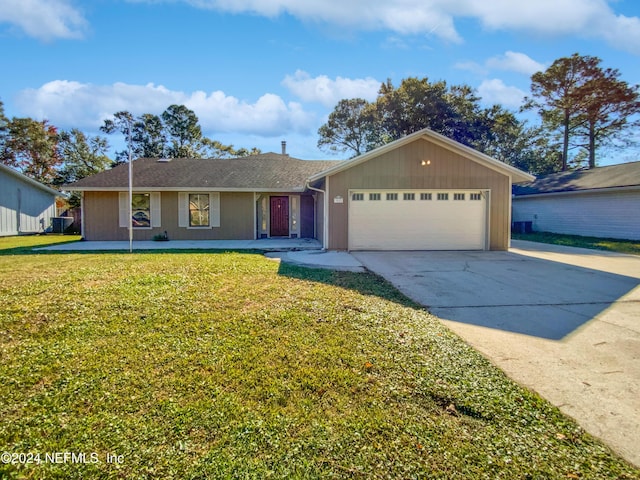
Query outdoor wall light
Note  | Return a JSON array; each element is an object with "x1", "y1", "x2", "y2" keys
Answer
[{"x1": 421, "y1": 159, "x2": 431, "y2": 166}]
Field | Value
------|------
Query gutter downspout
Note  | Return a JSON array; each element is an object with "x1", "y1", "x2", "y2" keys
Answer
[{"x1": 305, "y1": 181, "x2": 327, "y2": 250}]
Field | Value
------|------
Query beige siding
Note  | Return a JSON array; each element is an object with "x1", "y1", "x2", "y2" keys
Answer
[
  {"x1": 513, "y1": 189, "x2": 640, "y2": 241},
  {"x1": 83, "y1": 191, "x2": 254, "y2": 240},
  {"x1": 327, "y1": 138, "x2": 511, "y2": 250}
]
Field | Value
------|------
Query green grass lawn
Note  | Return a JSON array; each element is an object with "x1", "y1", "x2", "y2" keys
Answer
[
  {"x1": 1, "y1": 236, "x2": 638, "y2": 479},
  {"x1": 512, "y1": 231, "x2": 640, "y2": 256}
]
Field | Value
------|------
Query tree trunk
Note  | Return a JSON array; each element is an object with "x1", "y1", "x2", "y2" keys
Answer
[
  {"x1": 562, "y1": 110, "x2": 570, "y2": 171},
  {"x1": 588, "y1": 121, "x2": 596, "y2": 169}
]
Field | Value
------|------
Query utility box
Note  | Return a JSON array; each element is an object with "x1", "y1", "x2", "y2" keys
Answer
[{"x1": 51, "y1": 217, "x2": 74, "y2": 233}]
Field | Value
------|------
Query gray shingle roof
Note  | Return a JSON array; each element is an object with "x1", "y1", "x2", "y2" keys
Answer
[
  {"x1": 64, "y1": 153, "x2": 344, "y2": 191},
  {"x1": 513, "y1": 161, "x2": 640, "y2": 196}
]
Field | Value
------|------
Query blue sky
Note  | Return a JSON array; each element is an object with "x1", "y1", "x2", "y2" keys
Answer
[{"x1": 1, "y1": 0, "x2": 639, "y2": 164}]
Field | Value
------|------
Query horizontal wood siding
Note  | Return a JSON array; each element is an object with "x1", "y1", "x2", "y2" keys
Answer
[
  {"x1": 513, "y1": 189, "x2": 640, "y2": 240},
  {"x1": 327, "y1": 138, "x2": 510, "y2": 250},
  {"x1": 83, "y1": 191, "x2": 254, "y2": 240}
]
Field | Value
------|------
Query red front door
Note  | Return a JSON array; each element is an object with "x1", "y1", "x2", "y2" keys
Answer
[{"x1": 270, "y1": 196, "x2": 289, "y2": 237}]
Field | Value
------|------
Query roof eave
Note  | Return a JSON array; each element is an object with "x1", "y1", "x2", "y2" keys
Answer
[
  {"x1": 0, "y1": 164, "x2": 64, "y2": 197},
  {"x1": 513, "y1": 184, "x2": 640, "y2": 198}
]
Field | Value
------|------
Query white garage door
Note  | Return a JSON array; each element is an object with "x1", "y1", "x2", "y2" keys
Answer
[{"x1": 348, "y1": 190, "x2": 488, "y2": 250}]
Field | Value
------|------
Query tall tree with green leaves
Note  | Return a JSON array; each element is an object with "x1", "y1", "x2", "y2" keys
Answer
[
  {"x1": 57, "y1": 129, "x2": 113, "y2": 182},
  {"x1": 1, "y1": 117, "x2": 62, "y2": 184},
  {"x1": 132, "y1": 113, "x2": 166, "y2": 158},
  {"x1": 375, "y1": 78, "x2": 456, "y2": 140},
  {"x1": 374, "y1": 78, "x2": 489, "y2": 146},
  {"x1": 57, "y1": 129, "x2": 113, "y2": 207},
  {"x1": 100, "y1": 110, "x2": 135, "y2": 164},
  {"x1": 317, "y1": 98, "x2": 380, "y2": 157},
  {"x1": 161, "y1": 104, "x2": 203, "y2": 158},
  {"x1": 317, "y1": 77, "x2": 549, "y2": 172},
  {"x1": 101, "y1": 106, "x2": 261, "y2": 160}
]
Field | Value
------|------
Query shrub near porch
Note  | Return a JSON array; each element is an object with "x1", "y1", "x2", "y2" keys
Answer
[{"x1": 0, "y1": 237, "x2": 638, "y2": 478}]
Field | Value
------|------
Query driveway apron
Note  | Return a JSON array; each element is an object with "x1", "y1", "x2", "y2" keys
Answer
[{"x1": 352, "y1": 241, "x2": 640, "y2": 467}]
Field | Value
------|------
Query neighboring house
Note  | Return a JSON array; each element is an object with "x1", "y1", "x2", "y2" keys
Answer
[
  {"x1": 0, "y1": 163, "x2": 60, "y2": 236},
  {"x1": 512, "y1": 161, "x2": 640, "y2": 241},
  {"x1": 65, "y1": 128, "x2": 534, "y2": 250}
]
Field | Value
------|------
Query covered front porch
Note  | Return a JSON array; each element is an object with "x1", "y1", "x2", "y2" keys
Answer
[{"x1": 255, "y1": 192, "x2": 317, "y2": 240}]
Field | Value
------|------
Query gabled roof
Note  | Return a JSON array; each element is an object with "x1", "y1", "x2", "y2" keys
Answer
[
  {"x1": 0, "y1": 163, "x2": 62, "y2": 197},
  {"x1": 64, "y1": 153, "x2": 343, "y2": 192},
  {"x1": 513, "y1": 161, "x2": 640, "y2": 196},
  {"x1": 309, "y1": 127, "x2": 535, "y2": 184}
]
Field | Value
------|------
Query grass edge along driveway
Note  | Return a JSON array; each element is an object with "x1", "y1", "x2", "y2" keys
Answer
[{"x1": 1, "y1": 236, "x2": 638, "y2": 479}]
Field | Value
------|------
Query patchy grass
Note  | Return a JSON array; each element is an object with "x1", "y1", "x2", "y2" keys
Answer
[
  {"x1": 512, "y1": 231, "x2": 640, "y2": 256},
  {"x1": 1, "y1": 236, "x2": 638, "y2": 479}
]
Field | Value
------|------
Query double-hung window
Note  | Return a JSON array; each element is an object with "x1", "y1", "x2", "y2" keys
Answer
[
  {"x1": 132, "y1": 193, "x2": 151, "y2": 227},
  {"x1": 189, "y1": 194, "x2": 210, "y2": 227},
  {"x1": 179, "y1": 192, "x2": 220, "y2": 228},
  {"x1": 119, "y1": 192, "x2": 161, "y2": 228}
]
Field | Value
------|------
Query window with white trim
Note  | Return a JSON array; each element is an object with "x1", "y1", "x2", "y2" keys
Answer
[
  {"x1": 369, "y1": 193, "x2": 381, "y2": 201},
  {"x1": 386, "y1": 193, "x2": 398, "y2": 200},
  {"x1": 403, "y1": 193, "x2": 415, "y2": 200},
  {"x1": 420, "y1": 193, "x2": 432, "y2": 200},
  {"x1": 119, "y1": 192, "x2": 161, "y2": 228},
  {"x1": 470, "y1": 193, "x2": 482, "y2": 200},
  {"x1": 189, "y1": 194, "x2": 210, "y2": 227},
  {"x1": 352, "y1": 193, "x2": 364, "y2": 201},
  {"x1": 132, "y1": 193, "x2": 151, "y2": 227},
  {"x1": 437, "y1": 193, "x2": 449, "y2": 200},
  {"x1": 454, "y1": 193, "x2": 465, "y2": 201},
  {"x1": 178, "y1": 192, "x2": 220, "y2": 228}
]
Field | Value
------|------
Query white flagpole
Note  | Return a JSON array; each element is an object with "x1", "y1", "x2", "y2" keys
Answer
[{"x1": 128, "y1": 127, "x2": 133, "y2": 254}]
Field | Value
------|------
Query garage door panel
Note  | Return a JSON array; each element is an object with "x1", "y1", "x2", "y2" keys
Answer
[{"x1": 349, "y1": 190, "x2": 487, "y2": 251}]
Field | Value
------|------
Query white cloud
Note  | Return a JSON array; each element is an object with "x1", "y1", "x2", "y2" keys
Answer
[
  {"x1": 477, "y1": 79, "x2": 527, "y2": 108},
  {"x1": 188, "y1": 90, "x2": 315, "y2": 136},
  {"x1": 145, "y1": 0, "x2": 640, "y2": 54},
  {"x1": 0, "y1": 0, "x2": 87, "y2": 41},
  {"x1": 282, "y1": 70, "x2": 380, "y2": 107},
  {"x1": 15, "y1": 81, "x2": 316, "y2": 136},
  {"x1": 485, "y1": 51, "x2": 546, "y2": 76},
  {"x1": 6, "y1": 0, "x2": 639, "y2": 52},
  {"x1": 456, "y1": 51, "x2": 545, "y2": 78},
  {"x1": 141, "y1": 0, "x2": 462, "y2": 41}
]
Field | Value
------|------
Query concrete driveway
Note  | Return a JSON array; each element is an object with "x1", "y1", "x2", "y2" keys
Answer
[{"x1": 352, "y1": 240, "x2": 640, "y2": 467}]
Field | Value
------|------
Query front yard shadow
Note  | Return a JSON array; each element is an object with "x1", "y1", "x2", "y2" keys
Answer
[{"x1": 276, "y1": 260, "x2": 423, "y2": 311}]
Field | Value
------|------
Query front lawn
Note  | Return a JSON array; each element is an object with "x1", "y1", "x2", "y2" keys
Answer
[
  {"x1": 1, "y1": 237, "x2": 638, "y2": 479},
  {"x1": 512, "y1": 231, "x2": 640, "y2": 256}
]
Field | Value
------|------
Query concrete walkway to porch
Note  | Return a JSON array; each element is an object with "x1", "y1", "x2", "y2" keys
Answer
[{"x1": 36, "y1": 238, "x2": 322, "y2": 252}]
